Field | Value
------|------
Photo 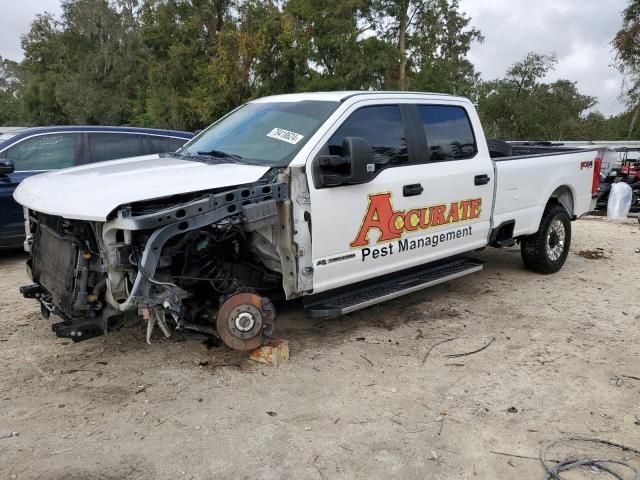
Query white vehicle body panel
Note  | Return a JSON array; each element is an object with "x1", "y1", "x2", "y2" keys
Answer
[
  {"x1": 493, "y1": 151, "x2": 596, "y2": 237},
  {"x1": 13, "y1": 154, "x2": 270, "y2": 221}
]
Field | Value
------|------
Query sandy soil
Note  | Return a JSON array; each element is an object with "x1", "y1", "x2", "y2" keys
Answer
[{"x1": 1, "y1": 217, "x2": 639, "y2": 480}]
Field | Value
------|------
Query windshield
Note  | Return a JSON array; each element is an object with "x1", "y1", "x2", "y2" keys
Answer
[{"x1": 180, "y1": 101, "x2": 339, "y2": 167}]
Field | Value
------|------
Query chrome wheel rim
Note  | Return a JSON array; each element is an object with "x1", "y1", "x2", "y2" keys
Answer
[{"x1": 546, "y1": 219, "x2": 566, "y2": 261}]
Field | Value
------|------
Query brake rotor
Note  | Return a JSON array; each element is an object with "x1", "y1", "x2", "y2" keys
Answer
[{"x1": 215, "y1": 293, "x2": 275, "y2": 351}]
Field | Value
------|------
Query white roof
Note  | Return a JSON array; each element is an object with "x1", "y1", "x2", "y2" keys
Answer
[{"x1": 251, "y1": 91, "x2": 462, "y2": 104}]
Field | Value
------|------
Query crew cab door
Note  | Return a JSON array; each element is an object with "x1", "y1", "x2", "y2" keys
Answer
[{"x1": 307, "y1": 99, "x2": 494, "y2": 294}]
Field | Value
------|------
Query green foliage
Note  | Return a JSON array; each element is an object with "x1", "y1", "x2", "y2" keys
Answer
[
  {"x1": 18, "y1": 2, "x2": 148, "y2": 126},
  {"x1": 0, "y1": 56, "x2": 23, "y2": 125},
  {"x1": 478, "y1": 53, "x2": 598, "y2": 140},
  {"x1": 2, "y1": 0, "x2": 635, "y2": 141},
  {"x1": 614, "y1": 0, "x2": 640, "y2": 105}
]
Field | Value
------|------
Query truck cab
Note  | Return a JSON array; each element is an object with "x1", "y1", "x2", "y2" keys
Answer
[
  {"x1": 300, "y1": 93, "x2": 493, "y2": 293},
  {"x1": 14, "y1": 92, "x2": 602, "y2": 350}
]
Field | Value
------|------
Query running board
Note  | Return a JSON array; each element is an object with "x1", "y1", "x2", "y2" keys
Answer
[{"x1": 304, "y1": 258, "x2": 483, "y2": 319}]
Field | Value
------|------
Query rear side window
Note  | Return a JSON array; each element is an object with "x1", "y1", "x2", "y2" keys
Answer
[
  {"x1": 418, "y1": 105, "x2": 476, "y2": 161},
  {"x1": 4, "y1": 133, "x2": 80, "y2": 171},
  {"x1": 328, "y1": 105, "x2": 408, "y2": 171},
  {"x1": 168, "y1": 138, "x2": 188, "y2": 151},
  {"x1": 147, "y1": 136, "x2": 188, "y2": 154},
  {"x1": 148, "y1": 136, "x2": 169, "y2": 153},
  {"x1": 88, "y1": 133, "x2": 144, "y2": 162}
]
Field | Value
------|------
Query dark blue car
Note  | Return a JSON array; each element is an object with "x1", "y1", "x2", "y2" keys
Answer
[{"x1": 0, "y1": 126, "x2": 193, "y2": 248}]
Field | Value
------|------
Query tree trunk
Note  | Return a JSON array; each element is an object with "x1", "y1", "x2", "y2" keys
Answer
[
  {"x1": 628, "y1": 105, "x2": 639, "y2": 139},
  {"x1": 398, "y1": 0, "x2": 409, "y2": 90}
]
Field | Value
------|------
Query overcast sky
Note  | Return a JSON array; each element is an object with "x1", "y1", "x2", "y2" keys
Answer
[{"x1": 0, "y1": 0, "x2": 629, "y2": 116}]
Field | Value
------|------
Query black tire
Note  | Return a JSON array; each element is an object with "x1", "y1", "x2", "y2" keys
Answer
[
  {"x1": 487, "y1": 139, "x2": 513, "y2": 159},
  {"x1": 520, "y1": 204, "x2": 571, "y2": 274}
]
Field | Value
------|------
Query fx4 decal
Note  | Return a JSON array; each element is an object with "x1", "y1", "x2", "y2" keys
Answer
[
  {"x1": 350, "y1": 193, "x2": 482, "y2": 248},
  {"x1": 580, "y1": 160, "x2": 594, "y2": 170}
]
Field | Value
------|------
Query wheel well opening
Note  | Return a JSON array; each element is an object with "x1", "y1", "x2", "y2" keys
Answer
[{"x1": 548, "y1": 186, "x2": 575, "y2": 219}]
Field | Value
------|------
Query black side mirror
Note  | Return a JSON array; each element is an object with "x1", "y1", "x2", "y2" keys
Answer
[
  {"x1": 343, "y1": 137, "x2": 375, "y2": 184},
  {"x1": 0, "y1": 159, "x2": 14, "y2": 175},
  {"x1": 314, "y1": 137, "x2": 375, "y2": 188}
]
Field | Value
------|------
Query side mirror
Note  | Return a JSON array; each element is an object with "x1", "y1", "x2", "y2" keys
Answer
[
  {"x1": 0, "y1": 159, "x2": 14, "y2": 175},
  {"x1": 315, "y1": 137, "x2": 375, "y2": 188},
  {"x1": 343, "y1": 137, "x2": 375, "y2": 185}
]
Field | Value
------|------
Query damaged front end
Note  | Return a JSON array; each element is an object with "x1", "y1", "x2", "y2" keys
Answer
[{"x1": 21, "y1": 180, "x2": 288, "y2": 350}]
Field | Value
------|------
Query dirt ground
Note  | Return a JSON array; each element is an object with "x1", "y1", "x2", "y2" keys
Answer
[{"x1": 1, "y1": 216, "x2": 639, "y2": 480}]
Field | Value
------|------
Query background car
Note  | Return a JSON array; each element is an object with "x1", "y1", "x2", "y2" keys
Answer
[{"x1": 0, "y1": 126, "x2": 193, "y2": 248}]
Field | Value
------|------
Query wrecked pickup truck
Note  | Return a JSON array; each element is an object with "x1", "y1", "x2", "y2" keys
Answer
[{"x1": 14, "y1": 92, "x2": 603, "y2": 350}]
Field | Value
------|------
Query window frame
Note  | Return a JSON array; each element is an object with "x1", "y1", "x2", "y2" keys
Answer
[
  {"x1": 322, "y1": 103, "x2": 419, "y2": 178},
  {"x1": 0, "y1": 132, "x2": 82, "y2": 172},
  {"x1": 412, "y1": 103, "x2": 479, "y2": 163}
]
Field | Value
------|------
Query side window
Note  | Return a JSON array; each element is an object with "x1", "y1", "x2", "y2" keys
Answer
[
  {"x1": 148, "y1": 136, "x2": 170, "y2": 153},
  {"x1": 88, "y1": 133, "x2": 143, "y2": 162},
  {"x1": 168, "y1": 138, "x2": 188, "y2": 151},
  {"x1": 418, "y1": 105, "x2": 477, "y2": 161},
  {"x1": 4, "y1": 133, "x2": 79, "y2": 171},
  {"x1": 328, "y1": 105, "x2": 408, "y2": 171}
]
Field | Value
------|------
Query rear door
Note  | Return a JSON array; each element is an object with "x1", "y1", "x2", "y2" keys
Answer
[
  {"x1": 307, "y1": 99, "x2": 494, "y2": 294},
  {"x1": 0, "y1": 133, "x2": 80, "y2": 244},
  {"x1": 410, "y1": 101, "x2": 494, "y2": 248}
]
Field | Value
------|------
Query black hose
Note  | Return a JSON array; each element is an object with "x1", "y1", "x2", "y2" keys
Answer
[{"x1": 540, "y1": 437, "x2": 640, "y2": 480}]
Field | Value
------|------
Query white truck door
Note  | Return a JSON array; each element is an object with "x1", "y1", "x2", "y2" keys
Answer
[{"x1": 307, "y1": 100, "x2": 494, "y2": 294}]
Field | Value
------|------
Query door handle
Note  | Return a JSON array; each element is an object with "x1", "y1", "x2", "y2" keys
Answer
[
  {"x1": 403, "y1": 183, "x2": 424, "y2": 197},
  {"x1": 474, "y1": 174, "x2": 491, "y2": 186}
]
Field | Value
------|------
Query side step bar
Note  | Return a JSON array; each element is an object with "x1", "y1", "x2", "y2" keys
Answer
[{"x1": 304, "y1": 258, "x2": 483, "y2": 319}]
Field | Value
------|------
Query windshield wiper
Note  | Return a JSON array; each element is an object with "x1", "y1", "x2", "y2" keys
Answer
[{"x1": 196, "y1": 149, "x2": 243, "y2": 160}]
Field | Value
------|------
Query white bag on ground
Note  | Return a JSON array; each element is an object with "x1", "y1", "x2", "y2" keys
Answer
[{"x1": 607, "y1": 182, "x2": 633, "y2": 220}]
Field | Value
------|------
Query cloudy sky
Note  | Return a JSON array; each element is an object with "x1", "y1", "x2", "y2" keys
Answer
[{"x1": 0, "y1": 0, "x2": 629, "y2": 116}]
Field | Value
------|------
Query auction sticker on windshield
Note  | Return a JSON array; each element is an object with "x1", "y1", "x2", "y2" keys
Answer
[{"x1": 266, "y1": 128, "x2": 304, "y2": 145}]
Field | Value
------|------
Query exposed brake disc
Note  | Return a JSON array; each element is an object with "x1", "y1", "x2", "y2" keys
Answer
[{"x1": 215, "y1": 292, "x2": 275, "y2": 351}]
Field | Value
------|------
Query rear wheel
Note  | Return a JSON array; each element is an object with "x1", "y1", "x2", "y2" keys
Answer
[{"x1": 520, "y1": 204, "x2": 571, "y2": 274}]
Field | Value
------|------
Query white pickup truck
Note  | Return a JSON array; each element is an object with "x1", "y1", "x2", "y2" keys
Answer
[{"x1": 14, "y1": 91, "x2": 603, "y2": 350}]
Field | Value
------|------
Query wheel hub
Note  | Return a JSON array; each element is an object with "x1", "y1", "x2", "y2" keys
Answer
[
  {"x1": 215, "y1": 293, "x2": 275, "y2": 351},
  {"x1": 235, "y1": 312, "x2": 256, "y2": 332},
  {"x1": 546, "y1": 219, "x2": 566, "y2": 261}
]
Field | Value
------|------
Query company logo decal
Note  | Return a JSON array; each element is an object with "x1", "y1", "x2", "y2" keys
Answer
[
  {"x1": 351, "y1": 193, "x2": 482, "y2": 248},
  {"x1": 580, "y1": 160, "x2": 594, "y2": 170}
]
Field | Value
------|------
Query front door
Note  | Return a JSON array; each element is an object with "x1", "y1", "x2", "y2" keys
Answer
[{"x1": 307, "y1": 100, "x2": 494, "y2": 294}]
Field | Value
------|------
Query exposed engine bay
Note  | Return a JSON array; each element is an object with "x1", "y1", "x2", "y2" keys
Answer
[{"x1": 20, "y1": 178, "x2": 290, "y2": 351}]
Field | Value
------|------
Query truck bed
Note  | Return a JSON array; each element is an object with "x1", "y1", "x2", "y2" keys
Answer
[{"x1": 491, "y1": 147, "x2": 601, "y2": 238}]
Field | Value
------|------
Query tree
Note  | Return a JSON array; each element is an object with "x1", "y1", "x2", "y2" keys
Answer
[
  {"x1": 19, "y1": 13, "x2": 68, "y2": 125},
  {"x1": 0, "y1": 57, "x2": 23, "y2": 125},
  {"x1": 19, "y1": 1, "x2": 148, "y2": 126},
  {"x1": 477, "y1": 52, "x2": 596, "y2": 140},
  {"x1": 370, "y1": 0, "x2": 482, "y2": 92},
  {"x1": 613, "y1": 0, "x2": 640, "y2": 137},
  {"x1": 142, "y1": 0, "x2": 233, "y2": 129},
  {"x1": 10, "y1": 0, "x2": 620, "y2": 141},
  {"x1": 410, "y1": 0, "x2": 483, "y2": 97},
  {"x1": 285, "y1": 0, "x2": 396, "y2": 91}
]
